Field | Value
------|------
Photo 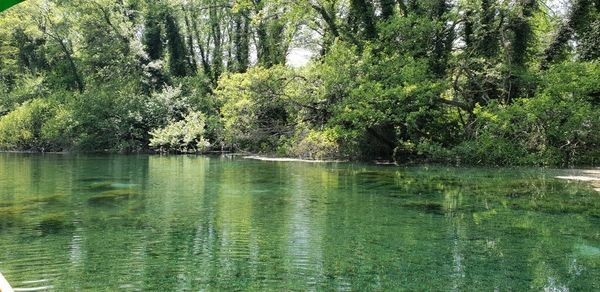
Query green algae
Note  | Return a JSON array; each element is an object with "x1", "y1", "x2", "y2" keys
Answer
[
  {"x1": 26, "y1": 194, "x2": 66, "y2": 204},
  {"x1": 110, "y1": 182, "x2": 138, "y2": 188},
  {"x1": 0, "y1": 204, "x2": 34, "y2": 214},
  {"x1": 0, "y1": 201, "x2": 15, "y2": 207},
  {"x1": 88, "y1": 181, "x2": 115, "y2": 191},
  {"x1": 586, "y1": 210, "x2": 600, "y2": 219},
  {"x1": 87, "y1": 181, "x2": 139, "y2": 192},
  {"x1": 575, "y1": 243, "x2": 600, "y2": 257},
  {"x1": 400, "y1": 200, "x2": 445, "y2": 215},
  {"x1": 78, "y1": 177, "x2": 112, "y2": 182},
  {"x1": 37, "y1": 212, "x2": 73, "y2": 234},
  {"x1": 0, "y1": 205, "x2": 33, "y2": 229},
  {"x1": 88, "y1": 189, "x2": 141, "y2": 205},
  {"x1": 0, "y1": 194, "x2": 68, "y2": 231}
]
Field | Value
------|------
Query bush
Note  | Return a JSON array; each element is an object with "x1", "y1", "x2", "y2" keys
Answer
[
  {"x1": 427, "y1": 97, "x2": 600, "y2": 166},
  {"x1": 286, "y1": 127, "x2": 342, "y2": 160},
  {"x1": 215, "y1": 66, "x2": 295, "y2": 152},
  {"x1": 0, "y1": 98, "x2": 74, "y2": 151},
  {"x1": 477, "y1": 63, "x2": 600, "y2": 166},
  {"x1": 416, "y1": 62, "x2": 600, "y2": 166},
  {"x1": 0, "y1": 75, "x2": 48, "y2": 115},
  {"x1": 70, "y1": 87, "x2": 130, "y2": 151},
  {"x1": 41, "y1": 106, "x2": 77, "y2": 150},
  {"x1": 149, "y1": 111, "x2": 210, "y2": 153}
]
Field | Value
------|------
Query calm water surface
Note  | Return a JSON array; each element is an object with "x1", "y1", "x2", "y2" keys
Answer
[{"x1": 1, "y1": 153, "x2": 600, "y2": 291}]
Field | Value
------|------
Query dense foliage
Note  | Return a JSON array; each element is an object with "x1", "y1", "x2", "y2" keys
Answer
[
  {"x1": 149, "y1": 111, "x2": 210, "y2": 153},
  {"x1": 0, "y1": 0, "x2": 599, "y2": 166}
]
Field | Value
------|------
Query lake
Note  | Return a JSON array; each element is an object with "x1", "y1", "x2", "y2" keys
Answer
[{"x1": 1, "y1": 153, "x2": 600, "y2": 291}]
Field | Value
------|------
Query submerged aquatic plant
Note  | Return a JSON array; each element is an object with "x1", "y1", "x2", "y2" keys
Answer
[
  {"x1": 87, "y1": 189, "x2": 142, "y2": 206},
  {"x1": 37, "y1": 213, "x2": 73, "y2": 235}
]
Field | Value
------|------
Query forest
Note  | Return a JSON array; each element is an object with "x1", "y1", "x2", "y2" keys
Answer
[{"x1": 0, "y1": 0, "x2": 599, "y2": 166}]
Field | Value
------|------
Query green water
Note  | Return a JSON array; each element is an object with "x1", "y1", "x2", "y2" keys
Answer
[{"x1": 1, "y1": 154, "x2": 600, "y2": 291}]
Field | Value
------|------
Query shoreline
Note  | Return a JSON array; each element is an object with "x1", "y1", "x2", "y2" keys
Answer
[
  {"x1": 556, "y1": 170, "x2": 600, "y2": 192},
  {"x1": 1, "y1": 151, "x2": 599, "y2": 169},
  {"x1": 243, "y1": 155, "x2": 346, "y2": 163}
]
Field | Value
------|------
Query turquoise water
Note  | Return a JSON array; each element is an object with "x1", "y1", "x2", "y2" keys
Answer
[{"x1": 1, "y1": 153, "x2": 600, "y2": 291}]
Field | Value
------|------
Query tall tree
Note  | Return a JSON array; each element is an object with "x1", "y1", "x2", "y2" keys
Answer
[
  {"x1": 233, "y1": 9, "x2": 250, "y2": 72},
  {"x1": 164, "y1": 7, "x2": 189, "y2": 77},
  {"x1": 348, "y1": 0, "x2": 377, "y2": 40},
  {"x1": 143, "y1": 4, "x2": 164, "y2": 61},
  {"x1": 541, "y1": 0, "x2": 598, "y2": 68}
]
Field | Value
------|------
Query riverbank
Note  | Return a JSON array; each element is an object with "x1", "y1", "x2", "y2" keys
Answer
[
  {"x1": 243, "y1": 155, "x2": 345, "y2": 163},
  {"x1": 2, "y1": 150, "x2": 600, "y2": 169},
  {"x1": 556, "y1": 169, "x2": 600, "y2": 192}
]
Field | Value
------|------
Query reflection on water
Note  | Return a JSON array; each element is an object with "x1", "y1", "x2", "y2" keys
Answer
[{"x1": 1, "y1": 153, "x2": 600, "y2": 290}]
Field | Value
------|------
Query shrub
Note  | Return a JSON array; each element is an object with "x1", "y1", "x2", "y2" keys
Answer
[
  {"x1": 0, "y1": 98, "x2": 73, "y2": 151},
  {"x1": 286, "y1": 127, "x2": 342, "y2": 160},
  {"x1": 417, "y1": 62, "x2": 600, "y2": 166},
  {"x1": 215, "y1": 66, "x2": 295, "y2": 152},
  {"x1": 149, "y1": 111, "x2": 210, "y2": 153},
  {"x1": 40, "y1": 106, "x2": 76, "y2": 150}
]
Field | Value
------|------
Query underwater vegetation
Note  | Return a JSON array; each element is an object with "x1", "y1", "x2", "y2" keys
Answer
[
  {"x1": 376, "y1": 171, "x2": 600, "y2": 220},
  {"x1": 37, "y1": 212, "x2": 73, "y2": 235},
  {"x1": 87, "y1": 189, "x2": 142, "y2": 206},
  {"x1": 400, "y1": 201, "x2": 445, "y2": 215},
  {"x1": 0, "y1": 205, "x2": 31, "y2": 230},
  {"x1": 86, "y1": 181, "x2": 138, "y2": 191},
  {"x1": 26, "y1": 194, "x2": 66, "y2": 205},
  {"x1": 0, "y1": 196, "x2": 70, "y2": 234},
  {"x1": 79, "y1": 177, "x2": 143, "y2": 206}
]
